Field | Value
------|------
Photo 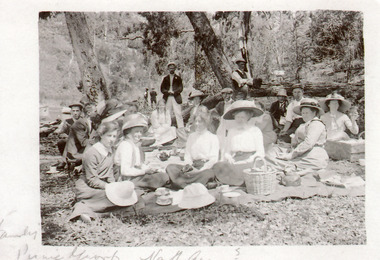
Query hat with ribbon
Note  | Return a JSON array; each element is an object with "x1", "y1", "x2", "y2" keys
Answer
[
  {"x1": 293, "y1": 98, "x2": 325, "y2": 116},
  {"x1": 178, "y1": 183, "x2": 215, "y2": 209},
  {"x1": 223, "y1": 100, "x2": 263, "y2": 120},
  {"x1": 122, "y1": 113, "x2": 148, "y2": 131},
  {"x1": 105, "y1": 181, "x2": 138, "y2": 206},
  {"x1": 319, "y1": 93, "x2": 351, "y2": 113}
]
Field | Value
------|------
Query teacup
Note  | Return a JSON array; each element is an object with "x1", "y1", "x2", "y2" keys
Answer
[
  {"x1": 155, "y1": 187, "x2": 169, "y2": 196},
  {"x1": 219, "y1": 185, "x2": 230, "y2": 193}
]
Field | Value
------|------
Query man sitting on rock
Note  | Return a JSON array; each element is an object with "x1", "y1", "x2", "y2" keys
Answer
[{"x1": 54, "y1": 103, "x2": 83, "y2": 170}]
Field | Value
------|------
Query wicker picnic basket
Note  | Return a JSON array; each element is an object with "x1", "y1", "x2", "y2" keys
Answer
[{"x1": 243, "y1": 156, "x2": 277, "y2": 195}]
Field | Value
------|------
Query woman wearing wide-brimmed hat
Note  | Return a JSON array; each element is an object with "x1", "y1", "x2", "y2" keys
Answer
[
  {"x1": 319, "y1": 93, "x2": 359, "y2": 141},
  {"x1": 166, "y1": 108, "x2": 219, "y2": 189},
  {"x1": 114, "y1": 114, "x2": 169, "y2": 189},
  {"x1": 149, "y1": 99, "x2": 177, "y2": 146},
  {"x1": 212, "y1": 100, "x2": 265, "y2": 186},
  {"x1": 186, "y1": 89, "x2": 208, "y2": 133},
  {"x1": 267, "y1": 98, "x2": 329, "y2": 171},
  {"x1": 68, "y1": 122, "x2": 139, "y2": 222}
]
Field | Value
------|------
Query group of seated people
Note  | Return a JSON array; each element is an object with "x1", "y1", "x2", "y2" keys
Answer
[{"x1": 58, "y1": 84, "x2": 360, "y2": 222}]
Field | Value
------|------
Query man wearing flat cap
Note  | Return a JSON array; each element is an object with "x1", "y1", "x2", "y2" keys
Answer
[
  {"x1": 231, "y1": 56, "x2": 253, "y2": 100},
  {"x1": 160, "y1": 61, "x2": 184, "y2": 128}
]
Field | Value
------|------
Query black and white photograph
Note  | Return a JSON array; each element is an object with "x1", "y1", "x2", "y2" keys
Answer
[
  {"x1": 39, "y1": 10, "x2": 366, "y2": 246},
  {"x1": 1, "y1": 0, "x2": 380, "y2": 259}
]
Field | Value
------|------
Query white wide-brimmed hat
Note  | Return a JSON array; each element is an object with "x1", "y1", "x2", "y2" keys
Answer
[
  {"x1": 105, "y1": 181, "x2": 138, "y2": 207},
  {"x1": 178, "y1": 183, "x2": 215, "y2": 209},
  {"x1": 122, "y1": 114, "x2": 148, "y2": 131},
  {"x1": 102, "y1": 108, "x2": 128, "y2": 123},
  {"x1": 153, "y1": 128, "x2": 177, "y2": 146},
  {"x1": 319, "y1": 93, "x2": 351, "y2": 113},
  {"x1": 223, "y1": 100, "x2": 263, "y2": 120},
  {"x1": 293, "y1": 98, "x2": 325, "y2": 116}
]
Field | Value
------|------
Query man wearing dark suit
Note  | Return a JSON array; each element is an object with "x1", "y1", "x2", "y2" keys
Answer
[
  {"x1": 210, "y1": 87, "x2": 234, "y2": 132},
  {"x1": 269, "y1": 88, "x2": 289, "y2": 127},
  {"x1": 160, "y1": 61, "x2": 184, "y2": 128},
  {"x1": 63, "y1": 103, "x2": 96, "y2": 164},
  {"x1": 55, "y1": 104, "x2": 83, "y2": 156}
]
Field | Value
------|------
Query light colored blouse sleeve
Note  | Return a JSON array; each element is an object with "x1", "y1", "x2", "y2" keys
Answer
[
  {"x1": 202, "y1": 134, "x2": 220, "y2": 169},
  {"x1": 223, "y1": 129, "x2": 233, "y2": 160},
  {"x1": 343, "y1": 114, "x2": 359, "y2": 134},
  {"x1": 184, "y1": 134, "x2": 194, "y2": 165},
  {"x1": 252, "y1": 127, "x2": 265, "y2": 158},
  {"x1": 115, "y1": 142, "x2": 144, "y2": 177},
  {"x1": 292, "y1": 120, "x2": 325, "y2": 158}
]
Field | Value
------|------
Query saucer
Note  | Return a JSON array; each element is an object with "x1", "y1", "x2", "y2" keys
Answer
[
  {"x1": 223, "y1": 192, "x2": 241, "y2": 198},
  {"x1": 156, "y1": 200, "x2": 172, "y2": 206}
]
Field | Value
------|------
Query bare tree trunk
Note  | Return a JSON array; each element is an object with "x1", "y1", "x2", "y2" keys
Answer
[
  {"x1": 186, "y1": 12, "x2": 233, "y2": 90},
  {"x1": 65, "y1": 12, "x2": 110, "y2": 104}
]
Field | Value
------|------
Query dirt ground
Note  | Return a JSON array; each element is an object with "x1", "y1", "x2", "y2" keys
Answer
[{"x1": 40, "y1": 134, "x2": 365, "y2": 246}]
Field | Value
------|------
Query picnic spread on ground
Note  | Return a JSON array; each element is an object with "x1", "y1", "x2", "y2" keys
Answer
[{"x1": 40, "y1": 73, "x2": 365, "y2": 223}]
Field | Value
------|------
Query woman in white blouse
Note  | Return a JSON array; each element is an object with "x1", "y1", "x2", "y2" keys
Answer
[
  {"x1": 267, "y1": 98, "x2": 329, "y2": 171},
  {"x1": 114, "y1": 114, "x2": 169, "y2": 189},
  {"x1": 166, "y1": 107, "x2": 219, "y2": 189},
  {"x1": 149, "y1": 99, "x2": 177, "y2": 146},
  {"x1": 212, "y1": 100, "x2": 265, "y2": 186},
  {"x1": 319, "y1": 93, "x2": 359, "y2": 141}
]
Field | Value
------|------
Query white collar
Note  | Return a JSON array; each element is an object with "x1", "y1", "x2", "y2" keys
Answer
[{"x1": 93, "y1": 142, "x2": 111, "y2": 157}]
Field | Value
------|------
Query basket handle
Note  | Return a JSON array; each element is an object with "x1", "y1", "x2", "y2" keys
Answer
[{"x1": 252, "y1": 156, "x2": 267, "y2": 172}]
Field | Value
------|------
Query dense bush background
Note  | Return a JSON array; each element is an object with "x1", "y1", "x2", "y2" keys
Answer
[{"x1": 39, "y1": 11, "x2": 364, "y2": 130}]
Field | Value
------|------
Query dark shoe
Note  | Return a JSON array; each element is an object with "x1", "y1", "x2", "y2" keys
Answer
[{"x1": 56, "y1": 162, "x2": 66, "y2": 171}]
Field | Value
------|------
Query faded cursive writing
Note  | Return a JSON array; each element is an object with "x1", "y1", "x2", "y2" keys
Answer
[{"x1": 141, "y1": 249, "x2": 205, "y2": 260}]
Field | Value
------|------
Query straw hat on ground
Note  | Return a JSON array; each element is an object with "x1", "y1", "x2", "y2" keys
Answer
[
  {"x1": 105, "y1": 181, "x2": 138, "y2": 207},
  {"x1": 153, "y1": 128, "x2": 177, "y2": 146},
  {"x1": 178, "y1": 183, "x2": 215, "y2": 209},
  {"x1": 122, "y1": 114, "x2": 148, "y2": 131},
  {"x1": 188, "y1": 89, "x2": 207, "y2": 100},
  {"x1": 223, "y1": 100, "x2": 263, "y2": 120},
  {"x1": 293, "y1": 98, "x2": 325, "y2": 116},
  {"x1": 319, "y1": 93, "x2": 351, "y2": 113}
]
